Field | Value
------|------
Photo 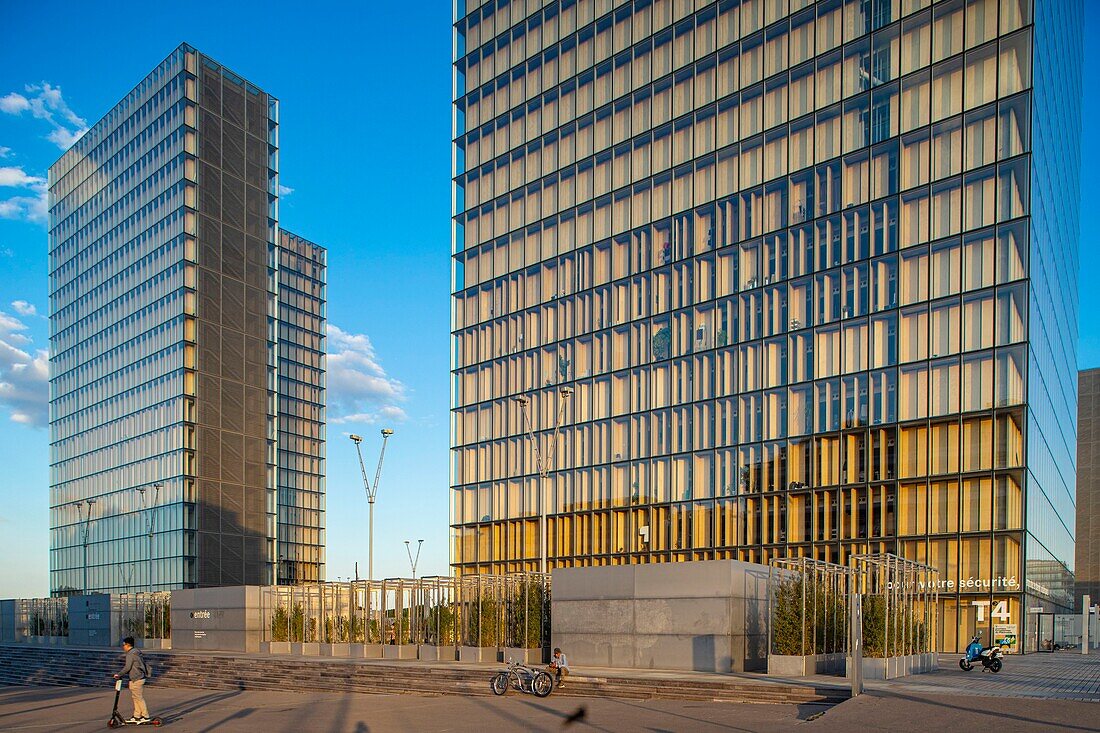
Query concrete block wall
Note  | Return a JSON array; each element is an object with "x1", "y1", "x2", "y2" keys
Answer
[
  {"x1": 0, "y1": 600, "x2": 15, "y2": 643},
  {"x1": 170, "y1": 586, "x2": 262, "y2": 653},
  {"x1": 551, "y1": 560, "x2": 770, "y2": 673},
  {"x1": 68, "y1": 594, "x2": 116, "y2": 646}
]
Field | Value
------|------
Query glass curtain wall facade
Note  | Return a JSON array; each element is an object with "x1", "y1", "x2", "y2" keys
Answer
[
  {"x1": 276, "y1": 230, "x2": 327, "y2": 584},
  {"x1": 48, "y1": 44, "x2": 326, "y2": 593},
  {"x1": 450, "y1": 0, "x2": 1080, "y2": 652}
]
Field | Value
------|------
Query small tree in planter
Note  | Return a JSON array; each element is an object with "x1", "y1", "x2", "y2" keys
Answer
[
  {"x1": 270, "y1": 606, "x2": 290, "y2": 643},
  {"x1": 426, "y1": 603, "x2": 455, "y2": 646},
  {"x1": 771, "y1": 577, "x2": 806, "y2": 655}
]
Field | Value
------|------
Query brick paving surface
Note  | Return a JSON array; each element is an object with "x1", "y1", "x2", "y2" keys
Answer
[
  {"x1": 866, "y1": 652, "x2": 1100, "y2": 701},
  {"x1": 1, "y1": 682, "x2": 1097, "y2": 732}
]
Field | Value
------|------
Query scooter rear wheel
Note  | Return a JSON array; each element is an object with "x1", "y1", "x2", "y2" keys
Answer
[{"x1": 989, "y1": 658, "x2": 1002, "y2": 673}]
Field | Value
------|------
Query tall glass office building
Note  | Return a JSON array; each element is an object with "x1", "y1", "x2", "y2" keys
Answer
[
  {"x1": 276, "y1": 231, "x2": 327, "y2": 584},
  {"x1": 450, "y1": 0, "x2": 1081, "y2": 652},
  {"x1": 49, "y1": 44, "x2": 327, "y2": 593}
]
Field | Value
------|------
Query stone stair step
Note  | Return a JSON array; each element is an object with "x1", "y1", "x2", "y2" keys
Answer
[{"x1": 0, "y1": 644, "x2": 848, "y2": 706}]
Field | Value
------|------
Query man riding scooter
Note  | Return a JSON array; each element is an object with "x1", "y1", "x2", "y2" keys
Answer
[{"x1": 113, "y1": 637, "x2": 154, "y2": 724}]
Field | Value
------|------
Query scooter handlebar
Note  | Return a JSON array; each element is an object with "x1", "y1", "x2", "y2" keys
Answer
[{"x1": 114, "y1": 679, "x2": 123, "y2": 691}]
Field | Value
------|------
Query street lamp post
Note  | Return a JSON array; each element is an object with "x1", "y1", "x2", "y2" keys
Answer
[
  {"x1": 350, "y1": 429, "x2": 394, "y2": 583},
  {"x1": 74, "y1": 498, "x2": 97, "y2": 595},
  {"x1": 136, "y1": 483, "x2": 162, "y2": 594},
  {"x1": 513, "y1": 387, "x2": 573, "y2": 576},
  {"x1": 404, "y1": 539, "x2": 424, "y2": 579}
]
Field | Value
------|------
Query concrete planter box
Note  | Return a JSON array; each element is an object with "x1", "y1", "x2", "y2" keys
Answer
[
  {"x1": 458, "y1": 646, "x2": 490, "y2": 663},
  {"x1": 350, "y1": 643, "x2": 383, "y2": 659},
  {"x1": 858, "y1": 653, "x2": 936, "y2": 680},
  {"x1": 502, "y1": 648, "x2": 542, "y2": 665},
  {"x1": 322, "y1": 643, "x2": 351, "y2": 657},
  {"x1": 138, "y1": 638, "x2": 171, "y2": 651},
  {"x1": 768, "y1": 652, "x2": 846, "y2": 677},
  {"x1": 291, "y1": 642, "x2": 321, "y2": 656},
  {"x1": 418, "y1": 645, "x2": 455, "y2": 661},
  {"x1": 383, "y1": 644, "x2": 418, "y2": 659},
  {"x1": 29, "y1": 636, "x2": 67, "y2": 646},
  {"x1": 262, "y1": 642, "x2": 292, "y2": 654}
]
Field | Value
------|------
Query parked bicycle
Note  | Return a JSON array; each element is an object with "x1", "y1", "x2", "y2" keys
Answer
[{"x1": 490, "y1": 659, "x2": 554, "y2": 698}]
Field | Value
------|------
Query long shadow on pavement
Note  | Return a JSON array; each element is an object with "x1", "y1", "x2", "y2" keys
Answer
[
  {"x1": 0, "y1": 687, "x2": 102, "y2": 719},
  {"x1": 604, "y1": 698, "x2": 776, "y2": 733},
  {"x1": 152, "y1": 689, "x2": 245, "y2": 724},
  {"x1": 857, "y1": 690, "x2": 1100, "y2": 733},
  {"x1": 197, "y1": 706, "x2": 256, "y2": 732},
  {"x1": 515, "y1": 698, "x2": 616, "y2": 733}
]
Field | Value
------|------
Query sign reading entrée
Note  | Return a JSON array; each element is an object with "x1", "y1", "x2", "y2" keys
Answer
[{"x1": 190, "y1": 610, "x2": 212, "y2": 620}]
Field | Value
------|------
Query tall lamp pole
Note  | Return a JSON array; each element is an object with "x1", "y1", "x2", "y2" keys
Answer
[
  {"x1": 136, "y1": 483, "x2": 162, "y2": 594},
  {"x1": 404, "y1": 539, "x2": 424, "y2": 579},
  {"x1": 74, "y1": 498, "x2": 97, "y2": 595},
  {"x1": 514, "y1": 387, "x2": 573, "y2": 576},
  {"x1": 350, "y1": 429, "x2": 394, "y2": 583}
]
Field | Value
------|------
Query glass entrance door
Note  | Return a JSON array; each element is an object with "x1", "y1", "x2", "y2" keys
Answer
[{"x1": 1033, "y1": 613, "x2": 1055, "y2": 652}]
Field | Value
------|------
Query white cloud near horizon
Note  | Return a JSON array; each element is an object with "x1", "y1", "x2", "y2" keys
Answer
[
  {"x1": 0, "y1": 310, "x2": 48, "y2": 428},
  {"x1": 0, "y1": 146, "x2": 12, "y2": 158},
  {"x1": 0, "y1": 82, "x2": 88, "y2": 151},
  {"x1": 0, "y1": 164, "x2": 47, "y2": 223},
  {"x1": 326, "y1": 325, "x2": 408, "y2": 426},
  {"x1": 278, "y1": 184, "x2": 294, "y2": 196}
]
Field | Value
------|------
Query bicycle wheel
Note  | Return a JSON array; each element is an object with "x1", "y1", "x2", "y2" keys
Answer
[
  {"x1": 491, "y1": 672, "x2": 509, "y2": 696},
  {"x1": 532, "y1": 671, "x2": 554, "y2": 698}
]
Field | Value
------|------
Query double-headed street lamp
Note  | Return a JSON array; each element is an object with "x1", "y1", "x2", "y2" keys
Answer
[
  {"x1": 350, "y1": 429, "x2": 394, "y2": 583},
  {"x1": 513, "y1": 386, "x2": 573, "y2": 576},
  {"x1": 136, "y1": 483, "x2": 162, "y2": 594},
  {"x1": 404, "y1": 539, "x2": 424, "y2": 579},
  {"x1": 72, "y1": 498, "x2": 97, "y2": 595}
]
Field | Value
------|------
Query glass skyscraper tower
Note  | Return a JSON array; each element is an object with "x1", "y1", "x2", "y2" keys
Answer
[
  {"x1": 450, "y1": 0, "x2": 1081, "y2": 652},
  {"x1": 49, "y1": 44, "x2": 326, "y2": 593}
]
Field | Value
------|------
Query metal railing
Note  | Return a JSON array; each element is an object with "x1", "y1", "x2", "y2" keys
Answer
[
  {"x1": 17, "y1": 597, "x2": 69, "y2": 639},
  {"x1": 260, "y1": 573, "x2": 550, "y2": 650},
  {"x1": 768, "y1": 557, "x2": 854, "y2": 657},
  {"x1": 116, "y1": 592, "x2": 172, "y2": 641},
  {"x1": 851, "y1": 553, "x2": 939, "y2": 658}
]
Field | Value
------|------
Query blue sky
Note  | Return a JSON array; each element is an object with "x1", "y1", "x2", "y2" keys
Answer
[
  {"x1": 0, "y1": 2, "x2": 454, "y2": 596},
  {"x1": 0, "y1": 2, "x2": 1098, "y2": 598}
]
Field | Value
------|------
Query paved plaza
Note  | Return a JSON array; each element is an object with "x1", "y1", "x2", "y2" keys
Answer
[
  {"x1": 1, "y1": 682, "x2": 1098, "y2": 732},
  {"x1": 2, "y1": 652, "x2": 1099, "y2": 731},
  {"x1": 865, "y1": 652, "x2": 1100, "y2": 702}
]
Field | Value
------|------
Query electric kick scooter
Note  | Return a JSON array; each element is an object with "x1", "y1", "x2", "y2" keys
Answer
[{"x1": 107, "y1": 678, "x2": 162, "y2": 728}]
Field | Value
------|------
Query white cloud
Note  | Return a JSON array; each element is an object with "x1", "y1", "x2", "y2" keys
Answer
[
  {"x1": 0, "y1": 146, "x2": 11, "y2": 158},
  {"x1": 0, "y1": 93, "x2": 30, "y2": 114},
  {"x1": 1, "y1": 83, "x2": 87, "y2": 150},
  {"x1": 11, "y1": 301, "x2": 37, "y2": 317},
  {"x1": 0, "y1": 193, "x2": 47, "y2": 223},
  {"x1": 0, "y1": 311, "x2": 48, "y2": 428},
  {"x1": 326, "y1": 325, "x2": 408, "y2": 426},
  {"x1": 0, "y1": 166, "x2": 45, "y2": 188},
  {"x1": 47, "y1": 126, "x2": 88, "y2": 149},
  {"x1": 0, "y1": 164, "x2": 48, "y2": 224},
  {"x1": 278, "y1": 184, "x2": 294, "y2": 196}
]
